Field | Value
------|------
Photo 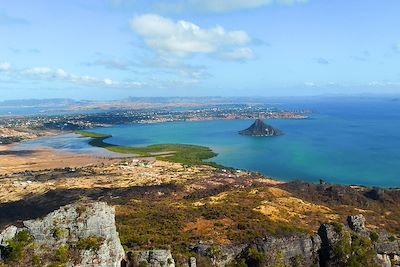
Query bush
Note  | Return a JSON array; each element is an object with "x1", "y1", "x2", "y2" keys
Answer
[
  {"x1": 227, "y1": 258, "x2": 248, "y2": 267},
  {"x1": 55, "y1": 245, "x2": 69, "y2": 263},
  {"x1": 52, "y1": 228, "x2": 66, "y2": 240},
  {"x1": 32, "y1": 255, "x2": 42, "y2": 266},
  {"x1": 370, "y1": 232, "x2": 379, "y2": 242},
  {"x1": 246, "y1": 248, "x2": 265, "y2": 267},
  {"x1": 76, "y1": 236, "x2": 102, "y2": 251},
  {"x1": 2, "y1": 230, "x2": 34, "y2": 262}
]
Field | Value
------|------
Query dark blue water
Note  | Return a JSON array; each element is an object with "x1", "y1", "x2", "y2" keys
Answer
[{"x1": 87, "y1": 98, "x2": 400, "y2": 188}]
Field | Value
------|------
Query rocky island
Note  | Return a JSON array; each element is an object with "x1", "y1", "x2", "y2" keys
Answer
[{"x1": 239, "y1": 119, "x2": 282, "y2": 137}]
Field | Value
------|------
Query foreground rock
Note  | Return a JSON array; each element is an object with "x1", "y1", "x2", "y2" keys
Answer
[
  {"x1": 0, "y1": 201, "x2": 124, "y2": 267},
  {"x1": 239, "y1": 119, "x2": 282, "y2": 137},
  {"x1": 188, "y1": 214, "x2": 399, "y2": 267},
  {"x1": 1, "y1": 201, "x2": 400, "y2": 267}
]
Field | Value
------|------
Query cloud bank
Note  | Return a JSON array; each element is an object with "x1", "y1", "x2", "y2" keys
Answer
[{"x1": 130, "y1": 14, "x2": 253, "y2": 61}]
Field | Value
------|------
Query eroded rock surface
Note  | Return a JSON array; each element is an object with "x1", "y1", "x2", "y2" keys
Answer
[
  {"x1": 0, "y1": 201, "x2": 124, "y2": 267},
  {"x1": 137, "y1": 249, "x2": 175, "y2": 267}
]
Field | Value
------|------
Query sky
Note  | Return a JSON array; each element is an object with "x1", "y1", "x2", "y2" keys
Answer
[{"x1": 0, "y1": 0, "x2": 400, "y2": 100}]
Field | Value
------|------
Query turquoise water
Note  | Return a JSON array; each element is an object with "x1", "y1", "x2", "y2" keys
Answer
[
  {"x1": 88, "y1": 98, "x2": 400, "y2": 188},
  {"x1": 15, "y1": 97, "x2": 400, "y2": 187}
]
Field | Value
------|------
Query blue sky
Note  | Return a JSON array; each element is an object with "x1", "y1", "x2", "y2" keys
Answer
[{"x1": 1, "y1": 0, "x2": 400, "y2": 100}]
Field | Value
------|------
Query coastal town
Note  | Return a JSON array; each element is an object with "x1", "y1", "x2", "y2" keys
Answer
[{"x1": 0, "y1": 102, "x2": 308, "y2": 144}]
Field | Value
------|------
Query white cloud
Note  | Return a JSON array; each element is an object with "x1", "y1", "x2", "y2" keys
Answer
[
  {"x1": 55, "y1": 68, "x2": 68, "y2": 78},
  {"x1": 219, "y1": 47, "x2": 255, "y2": 61},
  {"x1": 130, "y1": 14, "x2": 251, "y2": 58},
  {"x1": 0, "y1": 62, "x2": 11, "y2": 72},
  {"x1": 304, "y1": 82, "x2": 315, "y2": 87},
  {"x1": 21, "y1": 66, "x2": 127, "y2": 88},
  {"x1": 103, "y1": 78, "x2": 114, "y2": 85},
  {"x1": 368, "y1": 81, "x2": 400, "y2": 87},
  {"x1": 24, "y1": 67, "x2": 52, "y2": 75}
]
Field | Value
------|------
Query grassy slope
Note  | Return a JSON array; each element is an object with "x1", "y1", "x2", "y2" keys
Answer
[{"x1": 75, "y1": 130, "x2": 220, "y2": 167}]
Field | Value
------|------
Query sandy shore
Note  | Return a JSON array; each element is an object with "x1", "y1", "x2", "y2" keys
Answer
[{"x1": 0, "y1": 143, "x2": 120, "y2": 175}]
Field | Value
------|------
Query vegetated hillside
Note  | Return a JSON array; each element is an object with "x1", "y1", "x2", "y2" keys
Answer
[{"x1": 0, "y1": 159, "x2": 399, "y2": 266}]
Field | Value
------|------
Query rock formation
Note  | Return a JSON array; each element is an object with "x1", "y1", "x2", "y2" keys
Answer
[
  {"x1": 239, "y1": 119, "x2": 282, "y2": 137},
  {"x1": 189, "y1": 214, "x2": 400, "y2": 267},
  {"x1": 137, "y1": 250, "x2": 175, "y2": 267},
  {"x1": 2, "y1": 203, "x2": 400, "y2": 267},
  {"x1": 0, "y1": 201, "x2": 124, "y2": 267}
]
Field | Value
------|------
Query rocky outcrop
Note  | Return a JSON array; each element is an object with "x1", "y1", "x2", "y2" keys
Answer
[
  {"x1": 187, "y1": 215, "x2": 399, "y2": 267},
  {"x1": 318, "y1": 215, "x2": 400, "y2": 267},
  {"x1": 137, "y1": 250, "x2": 175, "y2": 267},
  {"x1": 239, "y1": 119, "x2": 282, "y2": 137},
  {"x1": 189, "y1": 234, "x2": 320, "y2": 267},
  {"x1": 242, "y1": 233, "x2": 321, "y2": 266},
  {"x1": 0, "y1": 201, "x2": 124, "y2": 267},
  {"x1": 0, "y1": 226, "x2": 17, "y2": 246},
  {"x1": 189, "y1": 256, "x2": 197, "y2": 267},
  {"x1": 190, "y1": 243, "x2": 247, "y2": 266},
  {"x1": 347, "y1": 214, "x2": 367, "y2": 233}
]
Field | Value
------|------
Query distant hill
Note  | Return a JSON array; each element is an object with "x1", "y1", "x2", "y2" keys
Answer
[{"x1": 0, "y1": 98, "x2": 92, "y2": 107}]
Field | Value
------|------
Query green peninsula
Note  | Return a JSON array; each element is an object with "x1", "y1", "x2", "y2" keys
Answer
[{"x1": 75, "y1": 130, "x2": 218, "y2": 166}]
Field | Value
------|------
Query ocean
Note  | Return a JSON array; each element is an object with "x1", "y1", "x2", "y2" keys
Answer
[{"x1": 16, "y1": 97, "x2": 400, "y2": 188}]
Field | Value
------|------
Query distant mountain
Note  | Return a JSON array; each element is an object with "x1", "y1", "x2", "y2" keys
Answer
[
  {"x1": 239, "y1": 119, "x2": 282, "y2": 137},
  {"x1": 0, "y1": 98, "x2": 92, "y2": 107}
]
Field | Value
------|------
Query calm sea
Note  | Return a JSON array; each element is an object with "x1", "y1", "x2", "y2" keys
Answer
[
  {"x1": 90, "y1": 97, "x2": 400, "y2": 188},
  {"x1": 15, "y1": 97, "x2": 400, "y2": 188}
]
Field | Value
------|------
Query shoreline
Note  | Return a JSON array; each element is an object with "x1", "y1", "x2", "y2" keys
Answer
[
  {"x1": 75, "y1": 130, "x2": 400, "y2": 190},
  {"x1": 2, "y1": 128, "x2": 399, "y2": 189}
]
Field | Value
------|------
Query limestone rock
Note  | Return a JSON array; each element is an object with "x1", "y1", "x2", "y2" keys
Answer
[
  {"x1": 137, "y1": 249, "x2": 175, "y2": 267},
  {"x1": 0, "y1": 226, "x2": 17, "y2": 245},
  {"x1": 189, "y1": 256, "x2": 197, "y2": 267},
  {"x1": 244, "y1": 233, "x2": 321, "y2": 266},
  {"x1": 0, "y1": 202, "x2": 124, "y2": 267},
  {"x1": 318, "y1": 223, "x2": 349, "y2": 266},
  {"x1": 190, "y1": 243, "x2": 246, "y2": 267},
  {"x1": 347, "y1": 214, "x2": 366, "y2": 233},
  {"x1": 374, "y1": 230, "x2": 400, "y2": 255},
  {"x1": 377, "y1": 254, "x2": 392, "y2": 267}
]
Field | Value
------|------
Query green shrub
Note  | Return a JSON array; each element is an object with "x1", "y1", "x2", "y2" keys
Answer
[
  {"x1": 55, "y1": 245, "x2": 69, "y2": 263},
  {"x1": 247, "y1": 248, "x2": 265, "y2": 267},
  {"x1": 32, "y1": 255, "x2": 42, "y2": 266},
  {"x1": 370, "y1": 232, "x2": 379, "y2": 242},
  {"x1": 76, "y1": 236, "x2": 102, "y2": 251},
  {"x1": 52, "y1": 228, "x2": 66, "y2": 240},
  {"x1": 227, "y1": 258, "x2": 248, "y2": 267},
  {"x1": 332, "y1": 222, "x2": 344, "y2": 234},
  {"x1": 274, "y1": 251, "x2": 286, "y2": 267},
  {"x1": 389, "y1": 235, "x2": 396, "y2": 242},
  {"x1": 3, "y1": 230, "x2": 34, "y2": 262}
]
